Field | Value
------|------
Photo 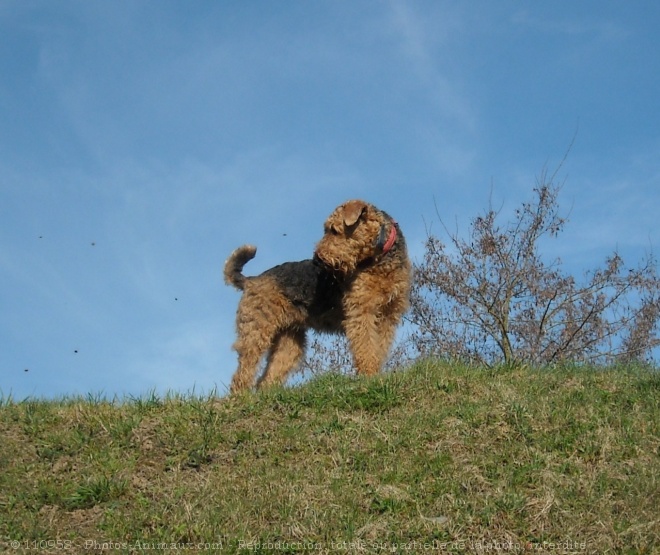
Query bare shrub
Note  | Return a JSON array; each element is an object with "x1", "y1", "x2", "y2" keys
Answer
[
  {"x1": 409, "y1": 172, "x2": 660, "y2": 366},
  {"x1": 301, "y1": 332, "x2": 414, "y2": 379},
  {"x1": 302, "y1": 335, "x2": 353, "y2": 377}
]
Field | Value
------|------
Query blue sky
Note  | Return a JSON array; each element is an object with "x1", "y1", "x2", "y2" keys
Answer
[{"x1": 2, "y1": 1, "x2": 659, "y2": 399}]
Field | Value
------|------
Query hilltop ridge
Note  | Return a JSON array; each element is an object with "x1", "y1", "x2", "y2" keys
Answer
[{"x1": 1, "y1": 361, "x2": 658, "y2": 553}]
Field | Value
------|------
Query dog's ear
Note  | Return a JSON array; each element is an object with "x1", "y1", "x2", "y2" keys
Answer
[{"x1": 342, "y1": 200, "x2": 368, "y2": 226}]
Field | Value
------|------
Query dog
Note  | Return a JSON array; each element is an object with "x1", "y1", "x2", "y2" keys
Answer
[{"x1": 224, "y1": 199, "x2": 411, "y2": 393}]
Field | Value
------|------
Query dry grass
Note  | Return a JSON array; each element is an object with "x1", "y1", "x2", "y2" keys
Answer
[{"x1": 1, "y1": 362, "x2": 658, "y2": 554}]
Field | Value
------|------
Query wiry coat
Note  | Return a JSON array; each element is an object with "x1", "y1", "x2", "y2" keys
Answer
[{"x1": 224, "y1": 200, "x2": 411, "y2": 394}]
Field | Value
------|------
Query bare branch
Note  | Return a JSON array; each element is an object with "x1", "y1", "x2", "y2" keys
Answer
[{"x1": 407, "y1": 167, "x2": 659, "y2": 367}]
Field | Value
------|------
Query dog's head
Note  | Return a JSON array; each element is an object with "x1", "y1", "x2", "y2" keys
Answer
[{"x1": 313, "y1": 200, "x2": 397, "y2": 275}]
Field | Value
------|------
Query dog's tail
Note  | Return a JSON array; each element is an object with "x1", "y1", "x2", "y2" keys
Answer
[{"x1": 224, "y1": 245, "x2": 257, "y2": 290}]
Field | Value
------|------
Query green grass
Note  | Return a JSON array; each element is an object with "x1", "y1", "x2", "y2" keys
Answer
[{"x1": 1, "y1": 362, "x2": 658, "y2": 554}]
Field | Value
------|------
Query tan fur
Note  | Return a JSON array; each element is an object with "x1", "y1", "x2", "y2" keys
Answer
[{"x1": 225, "y1": 200, "x2": 411, "y2": 394}]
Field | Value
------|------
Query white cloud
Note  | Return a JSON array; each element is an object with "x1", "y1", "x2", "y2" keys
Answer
[{"x1": 386, "y1": 1, "x2": 476, "y2": 133}]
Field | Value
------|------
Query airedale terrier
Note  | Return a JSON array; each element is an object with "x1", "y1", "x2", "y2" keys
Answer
[{"x1": 224, "y1": 199, "x2": 411, "y2": 394}]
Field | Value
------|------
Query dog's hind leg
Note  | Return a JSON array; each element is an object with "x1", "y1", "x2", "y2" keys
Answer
[
  {"x1": 229, "y1": 299, "x2": 277, "y2": 394},
  {"x1": 257, "y1": 328, "x2": 306, "y2": 389}
]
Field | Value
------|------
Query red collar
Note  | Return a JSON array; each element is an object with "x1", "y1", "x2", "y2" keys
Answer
[{"x1": 382, "y1": 222, "x2": 397, "y2": 254}]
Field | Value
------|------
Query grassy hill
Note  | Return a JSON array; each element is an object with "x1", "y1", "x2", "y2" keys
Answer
[{"x1": 1, "y1": 361, "x2": 658, "y2": 554}]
